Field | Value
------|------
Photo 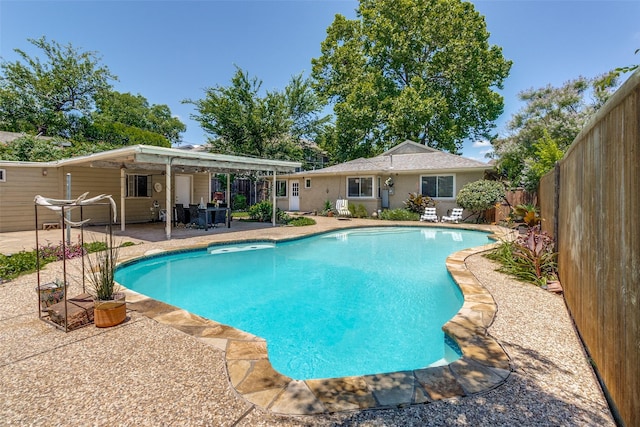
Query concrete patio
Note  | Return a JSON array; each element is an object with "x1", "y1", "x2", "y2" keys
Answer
[{"x1": 0, "y1": 217, "x2": 615, "y2": 426}]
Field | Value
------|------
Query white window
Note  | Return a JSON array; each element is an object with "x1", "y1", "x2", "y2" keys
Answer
[
  {"x1": 421, "y1": 175, "x2": 455, "y2": 198},
  {"x1": 347, "y1": 176, "x2": 373, "y2": 198},
  {"x1": 126, "y1": 174, "x2": 152, "y2": 197},
  {"x1": 305, "y1": 178, "x2": 311, "y2": 188},
  {"x1": 0, "y1": 169, "x2": 5, "y2": 182},
  {"x1": 276, "y1": 180, "x2": 287, "y2": 197}
]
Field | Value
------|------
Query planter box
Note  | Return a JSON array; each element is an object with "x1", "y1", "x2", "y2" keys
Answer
[{"x1": 36, "y1": 281, "x2": 66, "y2": 310}]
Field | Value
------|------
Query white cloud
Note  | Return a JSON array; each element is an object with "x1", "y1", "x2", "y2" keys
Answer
[{"x1": 472, "y1": 139, "x2": 492, "y2": 148}]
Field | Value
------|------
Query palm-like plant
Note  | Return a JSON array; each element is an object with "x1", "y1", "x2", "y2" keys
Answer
[{"x1": 86, "y1": 236, "x2": 120, "y2": 300}]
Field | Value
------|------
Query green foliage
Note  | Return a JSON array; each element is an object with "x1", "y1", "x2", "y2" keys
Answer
[
  {"x1": 83, "y1": 241, "x2": 108, "y2": 253},
  {"x1": 248, "y1": 201, "x2": 273, "y2": 222},
  {"x1": 0, "y1": 239, "x2": 133, "y2": 282},
  {"x1": 403, "y1": 193, "x2": 436, "y2": 214},
  {"x1": 0, "y1": 135, "x2": 66, "y2": 161},
  {"x1": 522, "y1": 130, "x2": 564, "y2": 191},
  {"x1": 379, "y1": 209, "x2": 420, "y2": 221},
  {"x1": 92, "y1": 91, "x2": 185, "y2": 145},
  {"x1": 352, "y1": 204, "x2": 369, "y2": 218},
  {"x1": 594, "y1": 48, "x2": 639, "y2": 94},
  {"x1": 0, "y1": 251, "x2": 39, "y2": 281},
  {"x1": 185, "y1": 67, "x2": 329, "y2": 167},
  {"x1": 0, "y1": 38, "x2": 184, "y2": 150},
  {"x1": 247, "y1": 200, "x2": 289, "y2": 223},
  {"x1": 486, "y1": 225, "x2": 557, "y2": 286},
  {"x1": 311, "y1": 0, "x2": 511, "y2": 159},
  {"x1": 289, "y1": 216, "x2": 316, "y2": 227},
  {"x1": 83, "y1": 121, "x2": 171, "y2": 147},
  {"x1": 490, "y1": 75, "x2": 618, "y2": 189},
  {"x1": 511, "y1": 203, "x2": 541, "y2": 228},
  {"x1": 232, "y1": 194, "x2": 247, "y2": 211},
  {"x1": 0, "y1": 36, "x2": 116, "y2": 137},
  {"x1": 455, "y1": 180, "x2": 505, "y2": 222},
  {"x1": 85, "y1": 237, "x2": 120, "y2": 300}
]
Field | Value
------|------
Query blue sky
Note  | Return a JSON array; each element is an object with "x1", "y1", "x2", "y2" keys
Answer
[{"x1": 1, "y1": 1, "x2": 638, "y2": 162}]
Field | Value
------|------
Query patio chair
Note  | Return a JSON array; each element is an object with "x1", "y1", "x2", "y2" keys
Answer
[
  {"x1": 336, "y1": 199, "x2": 352, "y2": 218},
  {"x1": 420, "y1": 207, "x2": 438, "y2": 222},
  {"x1": 441, "y1": 208, "x2": 464, "y2": 223},
  {"x1": 188, "y1": 204, "x2": 202, "y2": 228},
  {"x1": 174, "y1": 204, "x2": 187, "y2": 227}
]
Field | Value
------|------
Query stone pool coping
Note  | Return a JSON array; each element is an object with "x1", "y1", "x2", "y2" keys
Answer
[{"x1": 121, "y1": 224, "x2": 513, "y2": 415}]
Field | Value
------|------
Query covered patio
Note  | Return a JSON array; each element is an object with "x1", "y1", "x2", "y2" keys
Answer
[{"x1": 55, "y1": 145, "x2": 301, "y2": 239}]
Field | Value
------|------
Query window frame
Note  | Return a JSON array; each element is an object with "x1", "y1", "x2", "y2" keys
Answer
[
  {"x1": 0, "y1": 169, "x2": 5, "y2": 182},
  {"x1": 346, "y1": 175, "x2": 374, "y2": 198},
  {"x1": 420, "y1": 174, "x2": 456, "y2": 199},
  {"x1": 304, "y1": 178, "x2": 311, "y2": 189},
  {"x1": 275, "y1": 180, "x2": 287, "y2": 198},
  {"x1": 126, "y1": 174, "x2": 152, "y2": 198}
]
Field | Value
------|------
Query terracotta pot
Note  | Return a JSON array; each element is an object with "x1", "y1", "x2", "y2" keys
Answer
[{"x1": 94, "y1": 293, "x2": 126, "y2": 327}]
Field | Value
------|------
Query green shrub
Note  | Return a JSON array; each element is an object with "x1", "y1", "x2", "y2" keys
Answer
[
  {"x1": 248, "y1": 201, "x2": 273, "y2": 222},
  {"x1": 486, "y1": 225, "x2": 557, "y2": 286},
  {"x1": 456, "y1": 180, "x2": 505, "y2": 223},
  {"x1": 354, "y1": 204, "x2": 368, "y2": 218},
  {"x1": 290, "y1": 217, "x2": 316, "y2": 226},
  {"x1": 248, "y1": 201, "x2": 289, "y2": 223},
  {"x1": 232, "y1": 194, "x2": 247, "y2": 211},
  {"x1": 379, "y1": 209, "x2": 420, "y2": 221}
]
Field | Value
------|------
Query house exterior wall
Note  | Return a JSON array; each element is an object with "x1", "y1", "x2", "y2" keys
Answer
[
  {"x1": 192, "y1": 173, "x2": 211, "y2": 206},
  {"x1": 276, "y1": 170, "x2": 484, "y2": 218},
  {"x1": 0, "y1": 164, "x2": 213, "y2": 232},
  {"x1": 0, "y1": 165, "x2": 62, "y2": 232}
]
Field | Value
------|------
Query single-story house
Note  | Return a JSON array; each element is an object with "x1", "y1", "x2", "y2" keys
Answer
[
  {"x1": 0, "y1": 144, "x2": 300, "y2": 238},
  {"x1": 275, "y1": 140, "x2": 491, "y2": 218}
]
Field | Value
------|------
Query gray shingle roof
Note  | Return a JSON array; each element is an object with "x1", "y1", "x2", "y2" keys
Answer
[{"x1": 295, "y1": 141, "x2": 488, "y2": 176}]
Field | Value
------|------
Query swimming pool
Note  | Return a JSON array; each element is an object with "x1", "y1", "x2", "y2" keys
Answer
[{"x1": 115, "y1": 226, "x2": 491, "y2": 380}]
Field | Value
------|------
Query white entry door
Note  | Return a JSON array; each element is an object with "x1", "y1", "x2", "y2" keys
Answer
[
  {"x1": 175, "y1": 175, "x2": 192, "y2": 207},
  {"x1": 289, "y1": 180, "x2": 300, "y2": 211}
]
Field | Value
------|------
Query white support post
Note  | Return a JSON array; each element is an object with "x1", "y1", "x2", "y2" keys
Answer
[
  {"x1": 165, "y1": 163, "x2": 172, "y2": 240},
  {"x1": 120, "y1": 168, "x2": 126, "y2": 231},
  {"x1": 272, "y1": 170, "x2": 277, "y2": 227}
]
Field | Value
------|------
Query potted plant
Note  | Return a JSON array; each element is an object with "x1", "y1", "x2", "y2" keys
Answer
[{"x1": 86, "y1": 237, "x2": 126, "y2": 328}]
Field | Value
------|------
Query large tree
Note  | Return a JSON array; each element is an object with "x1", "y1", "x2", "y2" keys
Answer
[
  {"x1": 311, "y1": 0, "x2": 511, "y2": 160},
  {"x1": 186, "y1": 67, "x2": 330, "y2": 166},
  {"x1": 0, "y1": 37, "x2": 117, "y2": 137},
  {"x1": 490, "y1": 75, "x2": 616, "y2": 190},
  {"x1": 80, "y1": 91, "x2": 185, "y2": 147}
]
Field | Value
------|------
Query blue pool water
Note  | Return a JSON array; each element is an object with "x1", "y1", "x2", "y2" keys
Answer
[{"x1": 115, "y1": 227, "x2": 491, "y2": 380}]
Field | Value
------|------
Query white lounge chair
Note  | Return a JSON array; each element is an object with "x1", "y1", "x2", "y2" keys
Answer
[
  {"x1": 441, "y1": 208, "x2": 463, "y2": 223},
  {"x1": 335, "y1": 199, "x2": 352, "y2": 218},
  {"x1": 420, "y1": 207, "x2": 438, "y2": 222}
]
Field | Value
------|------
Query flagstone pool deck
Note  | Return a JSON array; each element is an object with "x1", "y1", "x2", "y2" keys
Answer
[{"x1": 1, "y1": 217, "x2": 615, "y2": 426}]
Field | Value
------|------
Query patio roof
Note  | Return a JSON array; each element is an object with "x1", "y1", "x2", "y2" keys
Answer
[{"x1": 6, "y1": 144, "x2": 301, "y2": 174}]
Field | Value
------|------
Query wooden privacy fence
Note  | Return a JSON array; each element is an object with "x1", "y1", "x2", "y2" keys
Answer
[{"x1": 539, "y1": 70, "x2": 640, "y2": 426}]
